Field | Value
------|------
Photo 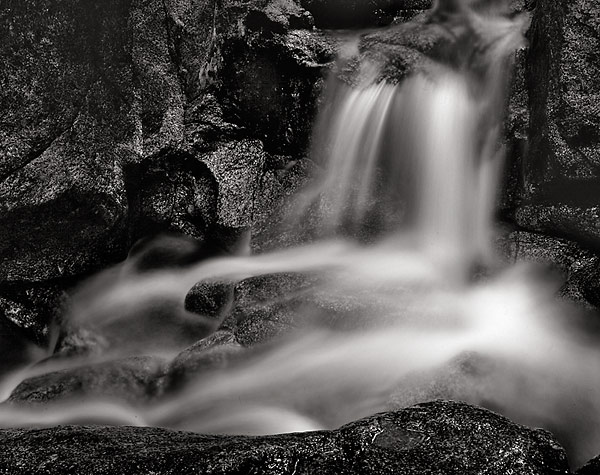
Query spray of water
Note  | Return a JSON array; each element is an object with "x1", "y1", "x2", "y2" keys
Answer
[{"x1": 1, "y1": 0, "x2": 599, "y2": 468}]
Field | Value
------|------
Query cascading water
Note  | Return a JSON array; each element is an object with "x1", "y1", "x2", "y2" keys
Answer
[{"x1": 2, "y1": 0, "x2": 600, "y2": 468}]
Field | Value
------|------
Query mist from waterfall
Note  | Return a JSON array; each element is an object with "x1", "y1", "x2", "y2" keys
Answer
[{"x1": 2, "y1": 0, "x2": 600, "y2": 469}]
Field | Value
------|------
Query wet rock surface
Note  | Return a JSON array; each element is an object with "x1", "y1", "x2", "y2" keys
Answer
[
  {"x1": 0, "y1": 400, "x2": 570, "y2": 475},
  {"x1": 7, "y1": 356, "x2": 167, "y2": 405}
]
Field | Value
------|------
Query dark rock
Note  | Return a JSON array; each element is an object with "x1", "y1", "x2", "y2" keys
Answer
[
  {"x1": 164, "y1": 330, "x2": 243, "y2": 391},
  {"x1": 0, "y1": 0, "x2": 335, "y2": 339},
  {"x1": 515, "y1": 205, "x2": 600, "y2": 251},
  {"x1": 235, "y1": 304, "x2": 300, "y2": 346},
  {"x1": 0, "y1": 400, "x2": 570, "y2": 474},
  {"x1": 125, "y1": 155, "x2": 219, "y2": 243},
  {"x1": 230, "y1": 271, "x2": 401, "y2": 345},
  {"x1": 200, "y1": 140, "x2": 267, "y2": 228},
  {"x1": 0, "y1": 0, "x2": 137, "y2": 283},
  {"x1": 577, "y1": 455, "x2": 600, "y2": 475},
  {"x1": 183, "y1": 94, "x2": 244, "y2": 152},
  {"x1": 0, "y1": 282, "x2": 66, "y2": 345},
  {"x1": 246, "y1": 0, "x2": 314, "y2": 33},
  {"x1": 8, "y1": 356, "x2": 166, "y2": 405},
  {"x1": 217, "y1": 31, "x2": 331, "y2": 156},
  {"x1": 497, "y1": 230, "x2": 600, "y2": 306},
  {"x1": 357, "y1": 16, "x2": 450, "y2": 83},
  {"x1": 185, "y1": 282, "x2": 235, "y2": 320},
  {"x1": 0, "y1": 315, "x2": 44, "y2": 379},
  {"x1": 250, "y1": 158, "x2": 319, "y2": 251},
  {"x1": 523, "y1": 0, "x2": 600, "y2": 194},
  {"x1": 301, "y1": 0, "x2": 432, "y2": 29}
]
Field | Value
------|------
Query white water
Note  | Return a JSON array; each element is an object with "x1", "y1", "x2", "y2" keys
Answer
[{"x1": 1, "y1": 0, "x2": 599, "y2": 468}]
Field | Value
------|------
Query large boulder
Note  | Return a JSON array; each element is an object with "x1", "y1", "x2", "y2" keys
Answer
[{"x1": 0, "y1": 401, "x2": 570, "y2": 474}]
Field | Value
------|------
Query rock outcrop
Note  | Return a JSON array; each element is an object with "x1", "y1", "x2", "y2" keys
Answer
[
  {"x1": 0, "y1": 401, "x2": 570, "y2": 475},
  {"x1": 0, "y1": 0, "x2": 337, "y2": 342}
]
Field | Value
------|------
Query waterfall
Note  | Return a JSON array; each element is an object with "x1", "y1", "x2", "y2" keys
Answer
[{"x1": 3, "y1": 0, "x2": 600, "y2": 468}]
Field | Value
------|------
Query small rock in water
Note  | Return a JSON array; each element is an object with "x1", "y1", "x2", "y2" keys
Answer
[
  {"x1": 163, "y1": 330, "x2": 243, "y2": 392},
  {"x1": 185, "y1": 282, "x2": 235, "y2": 321},
  {"x1": 7, "y1": 356, "x2": 167, "y2": 406}
]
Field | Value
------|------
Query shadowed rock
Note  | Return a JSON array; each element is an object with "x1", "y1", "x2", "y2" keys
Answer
[
  {"x1": 301, "y1": 0, "x2": 432, "y2": 28},
  {"x1": 577, "y1": 455, "x2": 600, "y2": 475}
]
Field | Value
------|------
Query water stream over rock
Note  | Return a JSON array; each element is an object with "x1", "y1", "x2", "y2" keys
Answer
[{"x1": 1, "y1": 0, "x2": 599, "y2": 469}]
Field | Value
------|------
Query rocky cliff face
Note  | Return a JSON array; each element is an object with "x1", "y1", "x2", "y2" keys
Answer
[
  {"x1": 0, "y1": 0, "x2": 335, "y2": 348},
  {"x1": 514, "y1": 0, "x2": 600, "y2": 250}
]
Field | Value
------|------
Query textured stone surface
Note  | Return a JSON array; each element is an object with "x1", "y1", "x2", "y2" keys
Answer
[
  {"x1": 0, "y1": 0, "x2": 137, "y2": 283},
  {"x1": 0, "y1": 0, "x2": 336, "y2": 342},
  {"x1": 0, "y1": 400, "x2": 570, "y2": 475},
  {"x1": 515, "y1": 205, "x2": 600, "y2": 250},
  {"x1": 301, "y1": 0, "x2": 432, "y2": 28},
  {"x1": 521, "y1": 0, "x2": 600, "y2": 198}
]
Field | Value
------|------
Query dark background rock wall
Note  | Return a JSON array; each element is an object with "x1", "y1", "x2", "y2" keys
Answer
[{"x1": 0, "y1": 0, "x2": 599, "y2": 357}]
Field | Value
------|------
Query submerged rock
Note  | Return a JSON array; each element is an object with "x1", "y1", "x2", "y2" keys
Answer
[
  {"x1": 163, "y1": 330, "x2": 243, "y2": 391},
  {"x1": 8, "y1": 356, "x2": 167, "y2": 405},
  {"x1": 0, "y1": 400, "x2": 570, "y2": 474}
]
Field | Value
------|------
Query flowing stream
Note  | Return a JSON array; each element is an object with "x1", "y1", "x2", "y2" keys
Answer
[{"x1": 1, "y1": 0, "x2": 600, "y2": 468}]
